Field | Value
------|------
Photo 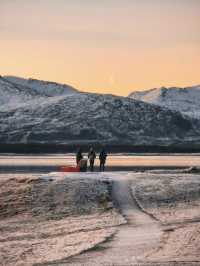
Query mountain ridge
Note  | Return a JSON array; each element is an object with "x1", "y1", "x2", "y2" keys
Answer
[
  {"x1": 129, "y1": 85, "x2": 200, "y2": 118},
  {"x1": 0, "y1": 76, "x2": 200, "y2": 147},
  {"x1": 3, "y1": 75, "x2": 79, "y2": 97}
]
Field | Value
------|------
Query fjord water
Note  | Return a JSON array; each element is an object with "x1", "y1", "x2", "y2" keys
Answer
[{"x1": 0, "y1": 154, "x2": 199, "y2": 173}]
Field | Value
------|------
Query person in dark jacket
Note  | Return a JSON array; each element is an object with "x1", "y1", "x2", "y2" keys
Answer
[
  {"x1": 88, "y1": 147, "x2": 96, "y2": 172},
  {"x1": 99, "y1": 149, "x2": 107, "y2": 171},
  {"x1": 76, "y1": 148, "x2": 83, "y2": 166}
]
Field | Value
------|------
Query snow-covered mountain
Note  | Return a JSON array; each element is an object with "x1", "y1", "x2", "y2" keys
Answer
[
  {"x1": 0, "y1": 77, "x2": 39, "y2": 110},
  {"x1": 129, "y1": 85, "x2": 200, "y2": 118},
  {"x1": 0, "y1": 76, "x2": 200, "y2": 146},
  {"x1": 4, "y1": 76, "x2": 78, "y2": 97},
  {"x1": 0, "y1": 76, "x2": 79, "y2": 111}
]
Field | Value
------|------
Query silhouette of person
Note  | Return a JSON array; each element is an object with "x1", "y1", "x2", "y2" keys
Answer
[
  {"x1": 88, "y1": 147, "x2": 96, "y2": 172},
  {"x1": 76, "y1": 148, "x2": 83, "y2": 166},
  {"x1": 99, "y1": 148, "x2": 107, "y2": 171}
]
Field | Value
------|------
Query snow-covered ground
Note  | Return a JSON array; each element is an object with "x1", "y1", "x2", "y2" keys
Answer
[
  {"x1": 1, "y1": 171, "x2": 200, "y2": 265},
  {"x1": 132, "y1": 172, "x2": 200, "y2": 263},
  {"x1": 0, "y1": 173, "x2": 124, "y2": 266}
]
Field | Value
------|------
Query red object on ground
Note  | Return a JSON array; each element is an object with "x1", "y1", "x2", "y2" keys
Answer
[{"x1": 60, "y1": 166, "x2": 80, "y2": 172}]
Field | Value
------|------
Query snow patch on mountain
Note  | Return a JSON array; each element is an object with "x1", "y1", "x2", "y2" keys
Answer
[
  {"x1": 0, "y1": 76, "x2": 80, "y2": 111},
  {"x1": 0, "y1": 77, "x2": 41, "y2": 110},
  {"x1": 129, "y1": 86, "x2": 200, "y2": 118},
  {"x1": 3, "y1": 76, "x2": 79, "y2": 97},
  {"x1": 0, "y1": 92, "x2": 199, "y2": 145},
  {"x1": 1, "y1": 76, "x2": 200, "y2": 146}
]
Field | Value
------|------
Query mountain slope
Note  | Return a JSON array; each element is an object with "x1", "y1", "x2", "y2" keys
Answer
[
  {"x1": 0, "y1": 91, "x2": 200, "y2": 146},
  {"x1": 1, "y1": 76, "x2": 200, "y2": 147},
  {"x1": 129, "y1": 85, "x2": 200, "y2": 118},
  {"x1": 0, "y1": 77, "x2": 41, "y2": 110},
  {"x1": 0, "y1": 76, "x2": 80, "y2": 111},
  {"x1": 3, "y1": 76, "x2": 79, "y2": 97}
]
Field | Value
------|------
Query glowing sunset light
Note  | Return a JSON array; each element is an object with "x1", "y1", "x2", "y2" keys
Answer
[{"x1": 0, "y1": 0, "x2": 199, "y2": 96}]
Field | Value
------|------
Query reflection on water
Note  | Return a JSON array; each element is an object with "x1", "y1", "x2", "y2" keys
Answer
[{"x1": 0, "y1": 154, "x2": 199, "y2": 167}]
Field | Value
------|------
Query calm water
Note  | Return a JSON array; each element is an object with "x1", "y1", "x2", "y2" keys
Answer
[{"x1": 0, "y1": 154, "x2": 200, "y2": 173}]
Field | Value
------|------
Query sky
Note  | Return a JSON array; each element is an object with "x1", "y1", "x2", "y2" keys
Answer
[{"x1": 0, "y1": 0, "x2": 200, "y2": 96}]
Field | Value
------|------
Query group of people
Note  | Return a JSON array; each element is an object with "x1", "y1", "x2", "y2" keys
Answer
[{"x1": 76, "y1": 147, "x2": 107, "y2": 172}]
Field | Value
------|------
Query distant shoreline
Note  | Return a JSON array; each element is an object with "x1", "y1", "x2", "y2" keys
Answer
[{"x1": 1, "y1": 143, "x2": 200, "y2": 154}]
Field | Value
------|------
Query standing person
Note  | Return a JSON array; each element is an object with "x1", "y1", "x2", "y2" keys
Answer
[
  {"x1": 76, "y1": 148, "x2": 83, "y2": 166},
  {"x1": 99, "y1": 148, "x2": 107, "y2": 171},
  {"x1": 88, "y1": 147, "x2": 96, "y2": 172}
]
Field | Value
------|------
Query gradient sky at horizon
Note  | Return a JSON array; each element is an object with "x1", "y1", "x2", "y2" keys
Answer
[{"x1": 0, "y1": 0, "x2": 200, "y2": 96}]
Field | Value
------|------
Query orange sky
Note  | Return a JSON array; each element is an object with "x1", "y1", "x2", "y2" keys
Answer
[{"x1": 0, "y1": 0, "x2": 200, "y2": 96}]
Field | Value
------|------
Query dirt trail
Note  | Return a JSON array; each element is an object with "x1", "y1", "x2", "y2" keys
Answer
[{"x1": 64, "y1": 178, "x2": 163, "y2": 266}]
